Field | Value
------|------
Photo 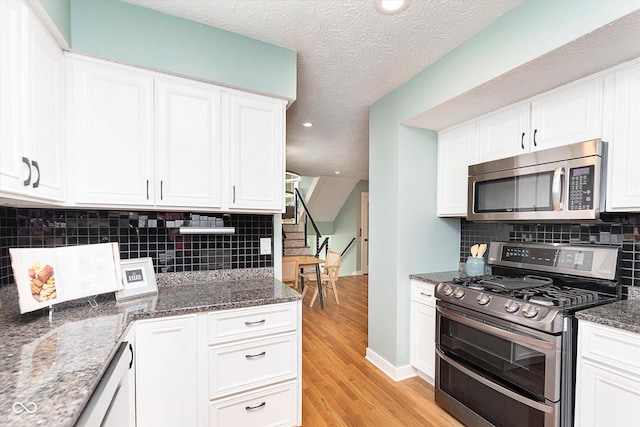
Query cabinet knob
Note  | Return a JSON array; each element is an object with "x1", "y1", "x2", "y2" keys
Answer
[
  {"x1": 31, "y1": 160, "x2": 40, "y2": 188},
  {"x1": 22, "y1": 157, "x2": 31, "y2": 186}
]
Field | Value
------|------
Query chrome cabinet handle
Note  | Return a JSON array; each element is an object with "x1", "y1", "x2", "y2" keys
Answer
[
  {"x1": 22, "y1": 157, "x2": 31, "y2": 186},
  {"x1": 160, "y1": 180, "x2": 163, "y2": 200},
  {"x1": 244, "y1": 319, "x2": 266, "y2": 326},
  {"x1": 233, "y1": 185, "x2": 236, "y2": 203},
  {"x1": 146, "y1": 180, "x2": 149, "y2": 200},
  {"x1": 552, "y1": 166, "x2": 564, "y2": 211},
  {"x1": 31, "y1": 160, "x2": 40, "y2": 188},
  {"x1": 245, "y1": 351, "x2": 266, "y2": 359},
  {"x1": 245, "y1": 402, "x2": 266, "y2": 411}
]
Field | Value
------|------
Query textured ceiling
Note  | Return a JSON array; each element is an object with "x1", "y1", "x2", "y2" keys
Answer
[{"x1": 125, "y1": 0, "x2": 525, "y2": 181}]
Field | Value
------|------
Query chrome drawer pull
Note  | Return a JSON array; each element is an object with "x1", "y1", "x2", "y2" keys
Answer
[
  {"x1": 245, "y1": 402, "x2": 266, "y2": 411},
  {"x1": 244, "y1": 319, "x2": 266, "y2": 326},
  {"x1": 419, "y1": 292, "x2": 432, "y2": 297},
  {"x1": 245, "y1": 351, "x2": 266, "y2": 359}
]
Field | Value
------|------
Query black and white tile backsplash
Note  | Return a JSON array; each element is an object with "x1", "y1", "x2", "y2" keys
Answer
[
  {"x1": 0, "y1": 207, "x2": 273, "y2": 285},
  {"x1": 460, "y1": 214, "x2": 640, "y2": 297}
]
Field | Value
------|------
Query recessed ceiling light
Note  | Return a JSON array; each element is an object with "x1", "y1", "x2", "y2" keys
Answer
[
  {"x1": 302, "y1": 122, "x2": 313, "y2": 127},
  {"x1": 334, "y1": 171, "x2": 340, "y2": 175},
  {"x1": 374, "y1": 0, "x2": 410, "y2": 15}
]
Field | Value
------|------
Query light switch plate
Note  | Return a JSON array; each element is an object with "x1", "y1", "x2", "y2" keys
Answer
[{"x1": 260, "y1": 238, "x2": 272, "y2": 255}]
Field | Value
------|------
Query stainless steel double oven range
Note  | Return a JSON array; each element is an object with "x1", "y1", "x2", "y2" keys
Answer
[{"x1": 435, "y1": 241, "x2": 620, "y2": 427}]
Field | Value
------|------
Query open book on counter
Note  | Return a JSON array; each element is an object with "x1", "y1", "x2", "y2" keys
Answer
[{"x1": 9, "y1": 243, "x2": 123, "y2": 314}]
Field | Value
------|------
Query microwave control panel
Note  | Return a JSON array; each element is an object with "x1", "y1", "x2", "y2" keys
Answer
[{"x1": 568, "y1": 165, "x2": 594, "y2": 210}]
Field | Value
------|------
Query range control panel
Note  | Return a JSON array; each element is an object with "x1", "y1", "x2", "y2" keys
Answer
[{"x1": 568, "y1": 165, "x2": 594, "y2": 210}]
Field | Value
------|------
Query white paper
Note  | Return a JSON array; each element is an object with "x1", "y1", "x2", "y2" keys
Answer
[{"x1": 9, "y1": 243, "x2": 123, "y2": 314}]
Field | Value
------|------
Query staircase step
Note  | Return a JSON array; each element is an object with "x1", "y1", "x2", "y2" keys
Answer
[
  {"x1": 284, "y1": 239, "x2": 306, "y2": 248},
  {"x1": 284, "y1": 247, "x2": 313, "y2": 256},
  {"x1": 283, "y1": 223, "x2": 305, "y2": 233},
  {"x1": 283, "y1": 231, "x2": 305, "y2": 240}
]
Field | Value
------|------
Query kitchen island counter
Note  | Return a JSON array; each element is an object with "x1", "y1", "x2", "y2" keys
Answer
[{"x1": 0, "y1": 268, "x2": 299, "y2": 426}]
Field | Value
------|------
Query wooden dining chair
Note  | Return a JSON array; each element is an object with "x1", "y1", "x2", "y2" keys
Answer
[
  {"x1": 300, "y1": 250, "x2": 341, "y2": 307},
  {"x1": 281, "y1": 258, "x2": 299, "y2": 289}
]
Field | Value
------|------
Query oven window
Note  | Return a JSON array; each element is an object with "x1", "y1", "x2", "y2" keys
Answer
[
  {"x1": 475, "y1": 172, "x2": 553, "y2": 213},
  {"x1": 440, "y1": 358, "x2": 547, "y2": 427},
  {"x1": 439, "y1": 315, "x2": 546, "y2": 397}
]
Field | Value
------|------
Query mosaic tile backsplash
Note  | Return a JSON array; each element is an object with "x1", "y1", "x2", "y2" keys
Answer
[
  {"x1": 460, "y1": 214, "x2": 640, "y2": 297},
  {"x1": 0, "y1": 207, "x2": 273, "y2": 285}
]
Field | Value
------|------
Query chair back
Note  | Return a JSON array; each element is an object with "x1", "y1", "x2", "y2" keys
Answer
[
  {"x1": 282, "y1": 258, "x2": 299, "y2": 286},
  {"x1": 324, "y1": 250, "x2": 341, "y2": 279}
]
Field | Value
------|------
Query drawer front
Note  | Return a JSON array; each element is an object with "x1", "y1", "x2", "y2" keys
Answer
[
  {"x1": 209, "y1": 332, "x2": 297, "y2": 398},
  {"x1": 411, "y1": 280, "x2": 436, "y2": 306},
  {"x1": 209, "y1": 381, "x2": 297, "y2": 427},
  {"x1": 208, "y1": 302, "x2": 297, "y2": 344},
  {"x1": 580, "y1": 320, "x2": 640, "y2": 374}
]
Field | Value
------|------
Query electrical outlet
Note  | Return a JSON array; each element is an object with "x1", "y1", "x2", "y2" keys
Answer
[{"x1": 260, "y1": 238, "x2": 271, "y2": 255}]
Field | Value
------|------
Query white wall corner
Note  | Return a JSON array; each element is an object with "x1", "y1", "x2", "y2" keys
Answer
[{"x1": 365, "y1": 347, "x2": 417, "y2": 382}]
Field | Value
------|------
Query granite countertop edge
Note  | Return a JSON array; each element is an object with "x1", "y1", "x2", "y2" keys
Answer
[
  {"x1": 576, "y1": 297, "x2": 640, "y2": 335},
  {"x1": 0, "y1": 268, "x2": 300, "y2": 427},
  {"x1": 409, "y1": 271, "x2": 461, "y2": 285}
]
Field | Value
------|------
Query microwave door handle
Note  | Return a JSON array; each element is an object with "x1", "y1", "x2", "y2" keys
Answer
[{"x1": 552, "y1": 167, "x2": 564, "y2": 211}]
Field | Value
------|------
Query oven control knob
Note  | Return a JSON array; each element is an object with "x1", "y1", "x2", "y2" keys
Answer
[
  {"x1": 441, "y1": 284, "x2": 454, "y2": 297},
  {"x1": 453, "y1": 288, "x2": 465, "y2": 299},
  {"x1": 476, "y1": 293, "x2": 490, "y2": 305},
  {"x1": 522, "y1": 304, "x2": 539, "y2": 318},
  {"x1": 504, "y1": 300, "x2": 520, "y2": 313}
]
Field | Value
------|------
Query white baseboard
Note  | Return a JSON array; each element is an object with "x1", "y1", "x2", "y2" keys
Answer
[{"x1": 365, "y1": 347, "x2": 417, "y2": 382}]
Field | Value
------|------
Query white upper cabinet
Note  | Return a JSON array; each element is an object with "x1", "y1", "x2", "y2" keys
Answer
[
  {"x1": 0, "y1": 0, "x2": 64, "y2": 203},
  {"x1": 607, "y1": 60, "x2": 640, "y2": 211},
  {"x1": 437, "y1": 121, "x2": 478, "y2": 217},
  {"x1": 228, "y1": 92, "x2": 285, "y2": 212},
  {"x1": 66, "y1": 55, "x2": 286, "y2": 212},
  {"x1": 67, "y1": 56, "x2": 154, "y2": 206},
  {"x1": 155, "y1": 78, "x2": 222, "y2": 209},
  {"x1": 477, "y1": 77, "x2": 604, "y2": 163},
  {"x1": 530, "y1": 78, "x2": 603, "y2": 151},
  {"x1": 478, "y1": 103, "x2": 530, "y2": 163}
]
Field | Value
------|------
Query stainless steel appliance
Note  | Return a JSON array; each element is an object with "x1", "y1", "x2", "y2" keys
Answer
[
  {"x1": 468, "y1": 140, "x2": 606, "y2": 221},
  {"x1": 435, "y1": 242, "x2": 620, "y2": 427}
]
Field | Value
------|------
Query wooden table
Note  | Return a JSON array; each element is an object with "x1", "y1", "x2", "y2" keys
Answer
[{"x1": 283, "y1": 255, "x2": 326, "y2": 309}]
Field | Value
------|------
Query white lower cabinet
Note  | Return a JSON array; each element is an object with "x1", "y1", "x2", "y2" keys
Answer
[
  {"x1": 135, "y1": 314, "x2": 199, "y2": 427},
  {"x1": 410, "y1": 279, "x2": 436, "y2": 383},
  {"x1": 134, "y1": 302, "x2": 301, "y2": 427},
  {"x1": 576, "y1": 320, "x2": 640, "y2": 427}
]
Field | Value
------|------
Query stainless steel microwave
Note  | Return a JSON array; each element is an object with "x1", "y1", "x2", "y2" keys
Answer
[{"x1": 468, "y1": 139, "x2": 606, "y2": 221}]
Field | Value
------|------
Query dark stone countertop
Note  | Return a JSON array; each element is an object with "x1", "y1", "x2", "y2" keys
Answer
[
  {"x1": 0, "y1": 268, "x2": 300, "y2": 427},
  {"x1": 409, "y1": 271, "x2": 461, "y2": 285},
  {"x1": 576, "y1": 287, "x2": 640, "y2": 334}
]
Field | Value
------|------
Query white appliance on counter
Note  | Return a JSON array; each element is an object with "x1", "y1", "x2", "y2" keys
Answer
[{"x1": 468, "y1": 140, "x2": 606, "y2": 222}]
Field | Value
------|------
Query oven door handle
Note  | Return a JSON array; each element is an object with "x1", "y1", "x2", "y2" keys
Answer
[
  {"x1": 438, "y1": 306, "x2": 554, "y2": 350},
  {"x1": 437, "y1": 349, "x2": 554, "y2": 414}
]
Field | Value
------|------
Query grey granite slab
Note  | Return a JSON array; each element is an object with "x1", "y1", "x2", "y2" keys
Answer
[
  {"x1": 576, "y1": 297, "x2": 640, "y2": 335},
  {"x1": 409, "y1": 271, "x2": 461, "y2": 285},
  {"x1": 0, "y1": 268, "x2": 300, "y2": 427}
]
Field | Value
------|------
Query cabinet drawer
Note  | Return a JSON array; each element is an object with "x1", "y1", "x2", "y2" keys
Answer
[
  {"x1": 411, "y1": 281, "x2": 436, "y2": 306},
  {"x1": 209, "y1": 381, "x2": 298, "y2": 427},
  {"x1": 209, "y1": 332, "x2": 297, "y2": 398},
  {"x1": 208, "y1": 302, "x2": 297, "y2": 344},
  {"x1": 580, "y1": 321, "x2": 640, "y2": 374}
]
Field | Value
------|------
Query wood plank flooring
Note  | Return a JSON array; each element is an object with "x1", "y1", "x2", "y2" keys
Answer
[{"x1": 300, "y1": 275, "x2": 463, "y2": 426}]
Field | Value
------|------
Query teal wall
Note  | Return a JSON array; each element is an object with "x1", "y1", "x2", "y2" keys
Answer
[
  {"x1": 58, "y1": 0, "x2": 296, "y2": 100},
  {"x1": 330, "y1": 180, "x2": 369, "y2": 275},
  {"x1": 368, "y1": 0, "x2": 640, "y2": 369},
  {"x1": 39, "y1": 0, "x2": 71, "y2": 44}
]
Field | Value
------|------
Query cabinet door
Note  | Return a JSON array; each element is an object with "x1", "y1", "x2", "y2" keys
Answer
[
  {"x1": 437, "y1": 122, "x2": 478, "y2": 217},
  {"x1": 410, "y1": 299, "x2": 436, "y2": 383},
  {"x1": 607, "y1": 62, "x2": 640, "y2": 211},
  {"x1": 68, "y1": 57, "x2": 154, "y2": 205},
  {"x1": 228, "y1": 93, "x2": 285, "y2": 211},
  {"x1": 26, "y1": 7, "x2": 64, "y2": 201},
  {"x1": 478, "y1": 103, "x2": 530, "y2": 162},
  {"x1": 575, "y1": 360, "x2": 640, "y2": 427},
  {"x1": 135, "y1": 315, "x2": 199, "y2": 427},
  {"x1": 0, "y1": 0, "x2": 28, "y2": 196},
  {"x1": 156, "y1": 78, "x2": 222, "y2": 208},
  {"x1": 530, "y1": 78, "x2": 603, "y2": 152}
]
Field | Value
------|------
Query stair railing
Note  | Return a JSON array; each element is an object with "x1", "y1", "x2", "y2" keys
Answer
[
  {"x1": 341, "y1": 237, "x2": 357, "y2": 257},
  {"x1": 294, "y1": 188, "x2": 326, "y2": 257}
]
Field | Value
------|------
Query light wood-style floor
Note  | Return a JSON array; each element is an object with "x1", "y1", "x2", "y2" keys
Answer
[{"x1": 299, "y1": 275, "x2": 463, "y2": 427}]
